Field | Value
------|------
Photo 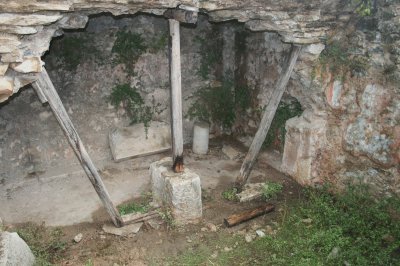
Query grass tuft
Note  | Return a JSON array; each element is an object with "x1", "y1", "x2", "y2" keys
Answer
[
  {"x1": 262, "y1": 181, "x2": 283, "y2": 200},
  {"x1": 15, "y1": 223, "x2": 67, "y2": 265}
]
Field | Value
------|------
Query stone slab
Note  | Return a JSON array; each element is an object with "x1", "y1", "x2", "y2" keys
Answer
[
  {"x1": 237, "y1": 183, "x2": 265, "y2": 202},
  {"x1": 222, "y1": 145, "x2": 242, "y2": 160},
  {"x1": 0, "y1": 232, "x2": 35, "y2": 266},
  {"x1": 102, "y1": 222, "x2": 143, "y2": 236},
  {"x1": 109, "y1": 121, "x2": 171, "y2": 162},
  {"x1": 150, "y1": 157, "x2": 202, "y2": 224}
]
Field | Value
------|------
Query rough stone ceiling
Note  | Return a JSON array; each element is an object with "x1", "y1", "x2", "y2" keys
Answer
[{"x1": 0, "y1": 0, "x2": 345, "y2": 103}]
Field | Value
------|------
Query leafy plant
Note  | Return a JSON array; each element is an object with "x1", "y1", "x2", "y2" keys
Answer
[
  {"x1": 353, "y1": 0, "x2": 373, "y2": 17},
  {"x1": 317, "y1": 40, "x2": 369, "y2": 80},
  {"x1": 112, "y1": 30, "x2": 147, "y2": 74},
  {"x1": 222, "y1": 187, "x2": 239, "y2": 201},
  {"x1": 263, "y1": 99, "x2": 303, "y2": 151},
  {"x1": 53, "y1": 35, "x2": 102, "y2": 71},
  {"x1": 148, "y1": 33, "x2": 168, "y2": 53},
  {"x1": 187, "y1": 80, "x2": 251, "y2": 130},
  {"x1": 157, "y1": 207, "x2": 176, "y2": 229},
  {"x1": 85, "y1": 259, "x2": 94, "y2": 266},
  {"x1": 262, "y1": 181, "x2": 283, "y2": 200},
  {"x1": 109, "y1": 84, "x2": 154, "y2": 135},
  {"x1": 16, "y1": 223, "x2": 67, "y2": 265},
  {"x1": 197, "y1": 28, "x2": 223, "y2": 80}
]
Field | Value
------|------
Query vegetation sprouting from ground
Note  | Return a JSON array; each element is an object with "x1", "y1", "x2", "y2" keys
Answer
[
  {"x1": 118, "y1": 202, "x2": 150, "y2": 215},
  {"x1": 263, "y1": 99, "x2": 303, "y2": 152},
  {"x1": 221, "y1": 187, "x2": 239, "y2": 201},
  {"x1": 262, "y1": 181, "x2": 283, "y2": 200},
  {"x1": 187, "y1": 80, "x2": 251, "y2": 130},
  {"x1": 168, "y1": 186, "x2": 400, "y2": 265},
  {"x1": 15, "y1": 223, "x2": 67, "y2": 266},
  {"x1": 117, "y1": 192, "x2": 152, "y2": 215}
]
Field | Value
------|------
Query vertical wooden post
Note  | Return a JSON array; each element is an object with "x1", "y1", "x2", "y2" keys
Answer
[
  {"x1": 32, "y1": 68, "x2": 124, "y2": 227},
  {"x1": 235, "y1": 45, "x2": 302, "y2": 189},
  {"x1": 169, "y1": 18, "x2": 184, "y2": 173}
]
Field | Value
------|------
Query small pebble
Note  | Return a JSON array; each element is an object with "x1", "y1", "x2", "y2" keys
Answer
[
  {"x1": 256, "y1": 230, "x2": 266, "y2": 238},
  {"x1": 73, "y1": 233, "x2": 83, "y2": 243},
  {"x1": 245, "y1": 234, "x2": 253, "y2": 243},
  {"x1": 206, "y1": 223, "x2": 217, "y2": 232},
  {"x1": 302, "y1": 218, "x2": 313, "y2": 224},
  {"x1": 224, "y1": 247, "x2": 233, "y2": 252}
]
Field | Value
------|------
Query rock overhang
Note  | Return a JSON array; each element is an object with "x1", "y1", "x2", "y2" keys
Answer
[{"x1": 0, "y1": 0, "x2": 345, "y2": 103}]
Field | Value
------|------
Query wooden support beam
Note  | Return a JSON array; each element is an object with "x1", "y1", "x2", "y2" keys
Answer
[
  {"x1": 32, "y1": 68, "x2": 124, "y2": 227},
  {"x1": 169, "y1": 19, "x2": 184, "y2": 173},
  {"x1": 164, "y1": 8, "x2": 198, "y2": 24},
  {"x1": 224, "y1": 204, "x2": 275, "y2": 227},
  {"x1": 32, "y1": 76, "x2": 48, "y2": 104},
  {"x1": 235, "y1": 45, "x2": 302, "y2": 189}
]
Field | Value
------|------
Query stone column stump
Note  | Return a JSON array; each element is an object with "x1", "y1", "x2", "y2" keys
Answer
[{"x1": 150, "y1": 157, "x2": 202, "y2": 224}]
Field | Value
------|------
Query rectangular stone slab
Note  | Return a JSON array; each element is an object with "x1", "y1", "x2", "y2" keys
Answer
[{"x1": 109, "y1": 121, "x2": 171, "y2": 162}]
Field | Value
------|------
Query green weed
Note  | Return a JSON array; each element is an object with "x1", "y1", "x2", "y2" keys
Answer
[
  {"x1": 353, "y1": 0, "x2": 373, "y2": 17},
  {"x1": 222, "y1": 187, "x2": 238, "y2": 201},
  {"x1": 263, "y1": 100, "x2": 303, "y2": 152},
  {"x1": 109, "y1": 84, "x2": 154, "y2": 135},
  {"x1": 84, "y1": 259, "x2": 94, "y2": 266},
  {"x1": 15, "y1": 223, "x2": 67, "y2": 265},
  {"x1": 187, "y1": 80, "x2": 250, "y2": 130},
  {"x1": 317, "y1": 40, "x2": 369, "y2": 80},
  {"x1": 112, "y1": 30, "x2": 147, "y2": 74},
  {"x1": 52, "y1": 35, "x2": 102, "y2": 71},
  {"x1": 262, "y1": 181, "x2": 283, "y2": 200},
  {"x1": 156, "y1": 207, "x2": 176, "y2": 229},
  {"x1": 118, "y1": 201, "x2": 150, "y2": 216},
  {"x1": 197, "y1": 28, "x2": 223, "y2": 80},
  {"x1": 148, "y1": 33, "x2": 168, "y2": 53}
]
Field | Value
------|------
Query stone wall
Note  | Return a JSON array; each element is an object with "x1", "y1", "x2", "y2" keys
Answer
[
  {"x1": 0, "y1": 0, "x2": 345, "y2": 103},
  {"x1": 280, "y1": 1, "x2": 400, "y2": 196}
]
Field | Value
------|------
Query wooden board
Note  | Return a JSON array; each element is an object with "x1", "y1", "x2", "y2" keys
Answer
[
  {"x1": 235, "y1": 45, "x2": 302, "y2": 189},
  {"x1": 32, "y1": 68, "x2": 124, "y2": 227}
]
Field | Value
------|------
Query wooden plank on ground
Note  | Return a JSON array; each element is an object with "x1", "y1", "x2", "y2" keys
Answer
[{"x1": 224, "y1": 204, "x2": 275, "y2": 227}]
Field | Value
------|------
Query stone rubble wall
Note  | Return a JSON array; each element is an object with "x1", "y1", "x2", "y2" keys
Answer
[{"x1": 0, "y1": 0, "x2": 345, "y2": 103}]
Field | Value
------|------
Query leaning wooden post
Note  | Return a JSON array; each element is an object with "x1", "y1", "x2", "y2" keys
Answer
[
  {"x1": 32, "y1": 68, "x2": 124, "y2": 227},
  {"x1": 165, "y1": 6, "x2": 198, "y2": 173},
  {"x1": 235, "y1": 45, "x2": 302, "y2": 189}
]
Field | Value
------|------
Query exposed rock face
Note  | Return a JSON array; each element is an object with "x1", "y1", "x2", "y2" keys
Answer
[
  {"x1": 280, "y1": 1, "x2": 400, "y2": 195},
  {"x1": 0, "y1": 0, "x2": 345, "y2": 103},
  {"x1": 0, "y1": 232, "x2": 35, "y2": 266}
]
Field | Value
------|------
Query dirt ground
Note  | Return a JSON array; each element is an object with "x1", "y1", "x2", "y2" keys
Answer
[{"x1": 8, "y1": 139, "x2": 303, "y2": 265}]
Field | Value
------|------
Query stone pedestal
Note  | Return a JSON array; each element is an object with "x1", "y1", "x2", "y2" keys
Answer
[
  {"x1": 150, "y1": 157, "x2": 202, "y2": 224},
  {"x1": 281, "y1": 111, "x2": 327, "y2": 186}
]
